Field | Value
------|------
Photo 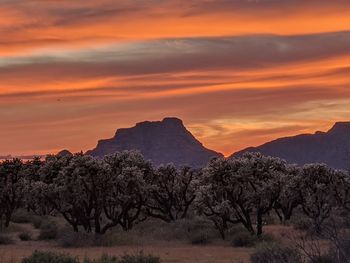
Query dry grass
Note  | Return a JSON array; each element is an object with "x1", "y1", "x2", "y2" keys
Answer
[
  {"x1": 0, "y1": 242, "x2": 253, "y2": 263},
  {"x1": 0, "y1": 219, "x2": 256, "y2": 263},
  {"x1": 0, "y1": 219, "x2": 332, "y2": 263}
]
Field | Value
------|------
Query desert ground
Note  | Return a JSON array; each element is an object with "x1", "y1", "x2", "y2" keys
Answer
[{"x1": 0, "y1": 217, "x2": 301, "y2": 263}]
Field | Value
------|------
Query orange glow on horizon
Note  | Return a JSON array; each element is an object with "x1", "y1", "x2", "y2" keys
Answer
[{"x1": 1, "y1": 0, "x2": 350, "y2": 156}]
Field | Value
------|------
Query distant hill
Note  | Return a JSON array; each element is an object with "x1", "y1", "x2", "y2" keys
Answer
[
  {"x1": 87, "y1": 117, "x2": 223, "y2": 167},
  {"x1": 232, "y1": 122, "x2": 350, "y2": 170}
]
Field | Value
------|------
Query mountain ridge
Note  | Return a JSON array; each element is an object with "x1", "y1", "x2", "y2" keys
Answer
[{"x1": 232, "y1": 122, "x2": 350, "y2": 169}]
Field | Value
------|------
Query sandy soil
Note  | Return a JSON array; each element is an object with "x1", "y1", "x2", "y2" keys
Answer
[
  {"x1": 0, "y1": 223, "x2": 300, "y2": 263},
  {"x1": 0, "y1": 242, "x2": 253, "y2": 263}
]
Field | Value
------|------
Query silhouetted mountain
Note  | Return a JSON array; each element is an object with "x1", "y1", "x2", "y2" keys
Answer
[
  {"x1": 87, "y1": 117, "x2": 223, "y2": 167},
  {"x1": 233, "y1": 122, "x2": 350, "y2": 170}
]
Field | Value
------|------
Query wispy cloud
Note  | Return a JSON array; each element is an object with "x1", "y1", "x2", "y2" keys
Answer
[{"x1": 1, "y1": 0, "x2": 350, "y2": 155}]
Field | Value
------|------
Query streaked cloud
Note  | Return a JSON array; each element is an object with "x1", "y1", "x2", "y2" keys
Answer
[{"x1": 1, "y1": 0, "x2": 350, "y2": 155}]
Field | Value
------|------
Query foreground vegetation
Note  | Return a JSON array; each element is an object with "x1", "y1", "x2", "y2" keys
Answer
[{"x1": 0, "y1": 151, "x2": 349, "y2": 262}]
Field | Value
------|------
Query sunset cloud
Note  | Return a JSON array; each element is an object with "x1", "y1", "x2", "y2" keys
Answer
[{"x1": 1, "y1": 0, "x2": 350, "y2": 156}]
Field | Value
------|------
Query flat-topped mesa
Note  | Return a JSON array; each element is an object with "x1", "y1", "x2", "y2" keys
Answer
[
  {"x1": 115, "y1": 117, "x2": 184, "y2": 137},
  {"x1": 88, "y1": 117, "x2": 223, "y2": 167}
]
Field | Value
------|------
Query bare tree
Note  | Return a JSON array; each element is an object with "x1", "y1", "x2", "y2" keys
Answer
[
  {"x1": 197, "y1": 153, "x2": 287, "y2": 237},
  {"x1": 298, "y1": 164, "x2": 337, "y2": 231},
  {"x1": 274, "y1": 165, "x2": 302, "y2": 223},
  {"x1": 146, "y1": 164, "x2": 198, "y2": 222},
  {"x1": 0, "y1": 159, "x2": 25, "y2": 227},
  {"x1": 101, "y1": 151, "x2": 153, "y2": 234}
]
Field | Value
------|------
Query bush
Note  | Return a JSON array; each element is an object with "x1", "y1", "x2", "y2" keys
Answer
[
  {"x1": 58, "y1": 228, "x2": 136, "y2": 248},
  {"x1": 58, "y1": 230, "x2": 94, "y2": 248},
  {"x1": 118, "y1": 252, "x2": 161, "y2": 263},
  {"x1": 11, "y1": 210, "x2": 33, "y2": 224},
  {"x1": 22, "y1": 251, "x2": 79, "y2": 263},
  {"x1": 259, "y1": 233, "x2": 276, "y2": 243},
  {"x1": 38, "y1": 220, "x2": 58, "y2": 240},
  {"x1": 32, "y1": 216, "x2": 45, "y2": 229},
  {"x1": 190, "y1": 230, "x2": 212, "y2": 245},
  {"x1": 11, "y1": 210, "x2": 43, "y2": 228},
  {"x1": 94, "y1": 232, "x2": 136, "y2": 247},
  {"x1": 250, "y1": 242, "x2": 302, "y2": 263},
  {"x1": 83, "y1": 254, "x2": 118, "y2": 263},
  {"x1": 83, "y1": 252, "x2": 160, "y2": 263},
  {"x1": 308, "y1": 255, "x2": 336, "y2": 263},
  {"x1": 0, "y1": 234, "x2": 13, "y2": 245},
  {"x1": 292, "y1": 217, "x2": 313, "y2": 231},
  {"x1": 231, "y1": 231, "x2": 256, "y2": 247},
  {"x1": 18, "y1": 232, "x2": 31, "y2": 241}
]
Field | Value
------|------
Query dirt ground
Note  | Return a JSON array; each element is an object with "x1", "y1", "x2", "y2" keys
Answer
[
  {"x1": 0, "y1": 242, "x2": 253, "y2": 263},
  {"x1": 0, "y1": 223, "x2": 298, "y2": 263}
]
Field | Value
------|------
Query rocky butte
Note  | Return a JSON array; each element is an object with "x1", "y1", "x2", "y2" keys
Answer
[{"x1": 87, "y1": 117, "x2": 223, "y2": 167}]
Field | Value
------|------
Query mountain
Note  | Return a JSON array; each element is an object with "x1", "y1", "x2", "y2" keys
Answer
[
  {"x1": 233, "y1": 122, "x2": 350, "y2": 170},
  {"x1": 87, "y1": 117, "x2": 223, "y2": 167}
]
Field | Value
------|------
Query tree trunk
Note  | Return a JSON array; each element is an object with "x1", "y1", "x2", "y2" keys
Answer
[
  {"x1": 94, "y1": 215, "x2": 101, "y2": 234},
  {"x1": 5, "y1": 213, "x2": 11, "y2": 228},
  {"x1": 256, "y1": 210, "x2": 263, "y2": 237}
]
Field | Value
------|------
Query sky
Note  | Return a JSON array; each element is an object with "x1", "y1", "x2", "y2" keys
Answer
[{"x1": 1, "y1": 0, "x2": 350, "y2": 156}]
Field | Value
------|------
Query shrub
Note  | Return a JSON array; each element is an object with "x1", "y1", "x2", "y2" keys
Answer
[
  {"x1": 58, "y1": 228, "x2": 136, "y2": 248},
  {"x1": 94, "y1": 232, "x2": 136, "y2": 247},
  {"x1": 32, "y1": 216, "x2": 45, "y2": 229},
  {"x1": 18, "y1": 232, "x2": 31, "y2": 241},
  {"x1": 250, "y1": 242, "x2": 302, "y2": 263},
  {"x1": 231, "y1": 231, "x2": 256, "y2": 247},
  {"x1": 259, "y1": 233, "x2": 276, "y2": 243},
  {"x1": 83, "y1": 254, "x2": 118, "y2": 263},
  {"x1": 83, "y1": 252, "x2": 160, "y2": 263},
  {"x1": 292, "y1": 217, "x2": 313, "y2": 231},
  {"x1": 11, "y1": 210, "x2": 43, "y2": 228},
  {"x1": 0, "y1": 234, "x2": 13, "y2": 245},
  {"x1": 11, "y1": 210, "x2": 33, "y2": 224},
  {"x1": 58, "y1": 230, "x2": 94, "y2": 248},
  {"x1": 22, "y1": 251, "x2": 79, "y2": 263},
  {"x1": 308, "y1": 255, "x2": 336, "y2": 263},
  {"x1": 190, "y1": 230, "x2": 212, "y2": 245},
  {"x1": 118, "y1": 252, "x2": 161, "y2": 263},
  {"x1": 38, "y1": 220, "x2": 58, "y2": 240}
]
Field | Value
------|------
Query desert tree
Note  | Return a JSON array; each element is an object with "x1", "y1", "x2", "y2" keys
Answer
[
  {"x1": 101, "y1": 151, "x2": 153, "y2": 234},
  {"x1": 195, "y1": 157, "x2": 241, "y2": 239},
  {"x1": 52, "y1": 153, "x2": 107, "y2": 233},
  {"x1": 22, "y1": 156, "x2": 43, "y2": 181},
  {"x1": 25, "y1": 153, "x2": 107, "y2": 233},
  {"x1": 298, "y1": 164, "x2": 337, "y2": 231},
  {"x1": 39, "y1": 154, "x2": 73, "y2": 183},
  {"x1": 0, "y1": 158, "x2": 25, "y2": 227},
  {"x1": 197, "y1": 153, "x2": 287, "y2": 237},
  {"x1": 273, "y1": 165, "x2": 302, "y2": 223},
  {"x1": 332, "y1": 170, "x2": 350, "y2": 212},
  {"x1": 24, "y1": 154, "x2": 72, "y2": 216},
  {"x1": 146, "y1": 164, "x2": 198, "y2": 222}
]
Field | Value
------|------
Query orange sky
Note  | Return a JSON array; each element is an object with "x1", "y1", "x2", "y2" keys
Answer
[{"x1": 1, "y1": 0, "x2": 350, "y2": 156}]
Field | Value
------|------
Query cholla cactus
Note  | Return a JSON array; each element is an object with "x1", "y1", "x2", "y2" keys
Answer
[
  {"x1": 298, "y1": 164, "x2": 338, "y2": 231},
  {"x1": 274, "y1": 165, "x2": 302, "y2": 223},
  {"x1": 196, "y1": 153, "x2": 287, "y2": 237},
  {"x1": 146, "y1": 164, "x2": 198, "y2": 222},
  {"x1": 102, "y1": 151, "x2": 153, "y2": 233},
  {"x1": 332, "y1": 170, "x2": 350, "y2": 212},
  {"x1": 0, "y1": 158, "x2": 25, "y2": 227}
]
